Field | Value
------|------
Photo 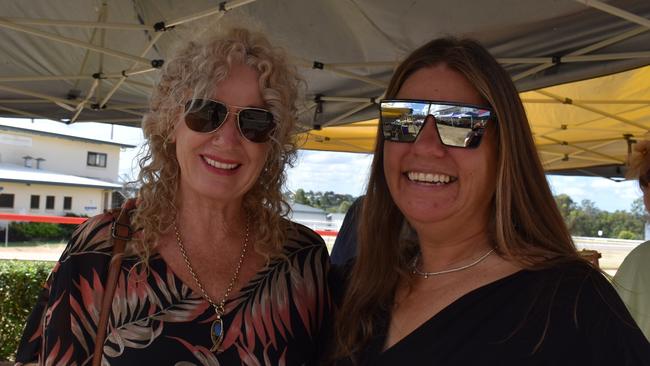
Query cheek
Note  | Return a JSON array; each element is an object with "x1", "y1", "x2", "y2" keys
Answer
[
  {"x1": 383, "y1": 143, "x2": 404, "y2": 175},
  {"x1": 251, "y1": 143, "x2": 271, "y2": 172}
]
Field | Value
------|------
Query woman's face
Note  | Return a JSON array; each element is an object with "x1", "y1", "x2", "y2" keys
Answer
[
  {"x1": 383, "y1": 64, "x2": 497, "y2": 231},
  {"x1": 174, "y1": 63, "x2": 270, "y2": 207}
]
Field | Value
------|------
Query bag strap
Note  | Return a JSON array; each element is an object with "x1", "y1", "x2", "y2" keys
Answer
[{"x1": 92, "y1": 198, "x2": 136, "y2": 366}]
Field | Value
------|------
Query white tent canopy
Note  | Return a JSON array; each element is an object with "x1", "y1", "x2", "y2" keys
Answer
[{"x1": 0, "y1": 0, "x2": 649, "y2": 175}]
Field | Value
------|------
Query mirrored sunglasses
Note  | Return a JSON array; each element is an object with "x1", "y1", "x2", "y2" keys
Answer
[
  {"x1": 380, "y1": 99, "x2": 495, "y2": 148},
  {"x1": 184, "y1": 99, "x2": 275, "y2": 143}
]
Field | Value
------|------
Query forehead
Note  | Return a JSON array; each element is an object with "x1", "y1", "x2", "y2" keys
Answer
[
  {"x1": 211, "y1": 63, "x2": 265, "y2": 108},
  {"x1": 396, "y1": 64, "x2": 486, "y2": 106}
]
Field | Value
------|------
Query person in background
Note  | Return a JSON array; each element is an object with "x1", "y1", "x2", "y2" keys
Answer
[
  {"x1": 330, "y1": 196, "x2": 363, "y2": 266},
  {"x1": 329, "y1": 37, "x2": 650, "y2": 365},
  {"x1": 614, "y1": 139, "x2": 650, "y2": 341},
  {"x1": 16, "y1": 24, "x2": 330, "y2": 365}
]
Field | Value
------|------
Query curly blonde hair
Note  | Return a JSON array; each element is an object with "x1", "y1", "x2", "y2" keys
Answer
[
  {"x1": 627, "y1": 139, "x2": 650, "y2": 189},
  {"x1": 130, "y1": 25, "x2": 300, "y2": 261}
]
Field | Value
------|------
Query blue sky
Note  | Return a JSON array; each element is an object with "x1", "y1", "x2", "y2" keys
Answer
[{"x1": 3, "y1": 118, "x2": 640, "y2": 212}]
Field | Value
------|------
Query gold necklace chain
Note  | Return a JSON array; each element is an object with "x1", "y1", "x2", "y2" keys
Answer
[
  {"x1": 411, "y1": 248, "x2": 494, "y2": 279},
  {"x1": 173, "y1": 216, "x2": 249, "y2": 352}
]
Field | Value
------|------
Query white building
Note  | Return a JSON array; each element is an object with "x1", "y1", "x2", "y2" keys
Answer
[
  {"x1": 0, "y1": 123, "x2": 135, "y2": 217},
  {"x1": 288, "y1": 202, "x2": 341, "y2": 231}
]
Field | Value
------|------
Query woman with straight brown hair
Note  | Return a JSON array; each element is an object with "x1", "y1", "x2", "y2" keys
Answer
[{"x1": 330, "y1": 37, "x2": 650, "y2": 365}]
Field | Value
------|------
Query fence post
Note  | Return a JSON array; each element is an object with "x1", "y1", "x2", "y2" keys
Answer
[{"x1": 3, "y1": 221, "x2": 7, "y2": 247}]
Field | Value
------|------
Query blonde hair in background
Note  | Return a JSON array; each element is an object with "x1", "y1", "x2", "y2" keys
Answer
[
  {"x1": 334, "y1": 37, "x2": 584, "y2": 359},
  {"x1": 626, "y1": 139, "x2": 650, "y2": 188},
  {"x1": 130, "y1": 21, "x2": 302, "y2": 262}
]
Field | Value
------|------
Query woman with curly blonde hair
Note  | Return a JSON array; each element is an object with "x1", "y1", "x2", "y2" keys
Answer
[
  {"x1": 17, "y1": 25, "x2": 330, "y2": 365},
  {"x1": 614, "y1": 139, "x2": 650, "y2": 341}
]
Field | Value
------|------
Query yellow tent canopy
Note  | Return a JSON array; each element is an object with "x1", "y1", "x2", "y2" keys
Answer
[{"x1": 296, "y1": 65, "x2": 650, "y2": 175}]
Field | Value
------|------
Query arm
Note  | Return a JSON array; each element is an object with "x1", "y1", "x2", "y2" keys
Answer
[
  {"x1": 576, "y1": 268, "x2": 650, "y2": 365},
  {"x1": 15, "y1": 214, "x2": 114, "y2": 365}
]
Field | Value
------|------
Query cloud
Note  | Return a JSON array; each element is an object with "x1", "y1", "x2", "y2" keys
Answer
[
  {"x1": 547, "y1": 175, "x2": 640, "y2": 211},
  {"x1": 286, "y1": 151, "x2": 373, "y2": 196}
]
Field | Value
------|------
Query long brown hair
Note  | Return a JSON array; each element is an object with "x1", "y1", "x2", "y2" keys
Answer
[{"x1": 334, "y1": 37, "x2": 580, "y2": 358}]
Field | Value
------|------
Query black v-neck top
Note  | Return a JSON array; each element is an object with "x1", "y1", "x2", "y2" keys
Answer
[{"x1": 333, "y1": 262, "x2": 650, "y2": 365}]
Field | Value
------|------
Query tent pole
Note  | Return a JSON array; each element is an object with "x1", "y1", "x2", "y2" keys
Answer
[
  {"x1": 97, "y1": 3, "x2": 109, "y2": 105},
  {"x1": 165, "y1": 0, "x2": 257, "y2": 28},
  {"x1": 0, "y1": 105, "x2": 51, "y2": 120},
  {"x1": 71, "y1": 79, "x2": 100, "y2": 123},
  {"x1": 523, "y1": 98, "x2": 650, "y2": 105},
  {"x1": 73, "y1": 7, "x2": 107, "y2": 92},
  {"x1": 0, "y1": 75, "x2": 93, "y2": 82},
  {"x1": 513, "y1": 26, "x2": 648, "y2": 81},
  {"x1": 0, "y1": 19, "x2": 151, "y2": 65},
  {"x1": 563, "y1": 51, "x2": 650, "y2": 62},
  {"x1": 534, "y1": 90, "x2": 648, "y2": 130},
  {"x1": 325, "y1": 102, "x2": 375, "y2": 126},
  {"x1": 320, "y1": 96, "x2": 377, "y2": 103},
  {"x1": 99, "y1": 32, "x2": 164, "y2": 108},
  {"x1": 574, "y1": 0, "x2": 650, "y2": 29},
  {"x1": 295, "y1": 59, "x2": 388, "y2": 88},
  {"x1": 0, "y1": 84, "x2": 75, "y2": 110},
  {"x1": 0, "y1": 17, "x2": 152, "y2": 30},
  {"x1": 539, "y1": 135, "x2": 625, "y2": 163},
  {"x1": 326, "y1": 61, "x2": 398, "y2": 68}
]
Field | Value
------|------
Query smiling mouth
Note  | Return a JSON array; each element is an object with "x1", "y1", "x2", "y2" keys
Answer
[
  {"x1": 406, "y1": 171, "x2": 457, "y2": 185},
  {"x1": 202, "y1": 156, "x2": 240, "y2": 170}
]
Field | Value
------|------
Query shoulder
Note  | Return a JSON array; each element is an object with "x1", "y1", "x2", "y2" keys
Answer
[
  {"x1": 61, "y1": 211, "x2": 116, "y2": 258},
  {"x1": 285, "y1": 220, "x2": 327, "y2": 250},
  {"x1": 618, "y1": 241, "x2": 650, "y2": 269},
  {"x1": 534, "y1": 261, "x2": 639, "y2": 331},
  {"x1": 532, "y1": 261, "x2": 614, "y2": 302}
]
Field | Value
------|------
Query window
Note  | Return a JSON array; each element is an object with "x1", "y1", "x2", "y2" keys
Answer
[
  {"x1": 0, "y1": 194, "x2": 14, "y2": 208},
  {"x1": 63, "y1": 196, "x2": 72, "y2": 210},
  {"x1": 87, "y1": 152, "x2": 107, "y2": 167},
  {"x1": 46, "y1": 195, "x2": 55, "y2": 210},
  {"x1": 30, "y1": 195, "x2": 40, "y2": 209}
]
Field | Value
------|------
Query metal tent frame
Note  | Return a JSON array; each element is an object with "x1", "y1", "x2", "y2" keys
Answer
[{"x1": 0, "y1": 0, "x2": 649, "y2": 176}]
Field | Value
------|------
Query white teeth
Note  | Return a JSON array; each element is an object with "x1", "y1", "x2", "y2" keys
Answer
[
  {"x1": 203, "y1": 156, "x2": 238, "y2": 170},
  {"x1": 407, "y1": 171, "x2": 454, "y2": 184}
]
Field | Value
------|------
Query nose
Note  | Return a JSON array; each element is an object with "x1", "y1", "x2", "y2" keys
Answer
[
  {"x1": 211, "y1": 111, "x2": 241, "y2": 145},
  {"x1": 412, "y1": 116, "x2": 446, "y2": 157}
]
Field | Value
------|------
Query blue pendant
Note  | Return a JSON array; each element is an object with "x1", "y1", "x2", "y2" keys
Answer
[{"x1": 210, "y1": 318, "x2": 224, "y2": 352}]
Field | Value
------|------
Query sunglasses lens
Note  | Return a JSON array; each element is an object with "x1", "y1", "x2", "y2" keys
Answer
[
  {"x1": 433, "y1": 105, "x2": 490, "y2": 148},
  {"x1": 381, "y1": 101, "x2": 492, "y2": 148},
  {"x1": 380, "y1": 101, "x2": 425, "y2": 143},
  {"x1": 238, "y1": 109, "x2": 275, "y2": 142},
  {"x1": 185, "y1": 99, "x2": 228, "y2": 133}
]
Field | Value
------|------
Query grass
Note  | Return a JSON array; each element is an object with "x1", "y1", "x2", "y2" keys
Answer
[{"x1": 0, "y1": 240, "x2": 67, "y2": 247}]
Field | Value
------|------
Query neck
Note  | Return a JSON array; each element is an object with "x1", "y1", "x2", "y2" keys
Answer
[
  {"x1": 173, "y1": 187, "x2": 247, "y2": 248},
  {"x1": 414, "y1": 224, "x2": 493, "y2": 271}
]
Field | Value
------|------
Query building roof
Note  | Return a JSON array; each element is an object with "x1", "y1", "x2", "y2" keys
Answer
[
  {"x1": 0, "y1": 163, "x2": 121, "y2": 189},
  {"x1": 291, "y1": 202, "x2": 327, "y2": 214},
  {"x1": 0, "y1": 123, "x2": 137, "y2": 148}
]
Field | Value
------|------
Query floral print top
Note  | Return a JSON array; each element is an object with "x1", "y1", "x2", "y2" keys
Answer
[{"x1": 16, "y1": 212, "x2": 331, "y2": 366}]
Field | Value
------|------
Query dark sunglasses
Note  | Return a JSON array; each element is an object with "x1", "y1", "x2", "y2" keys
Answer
[
  {"x1": 380, "y1": 99, "x2": 495, "y2": 148},
  {"x1": 184, "y1": 99, "x2": 275, "y2": 143}
]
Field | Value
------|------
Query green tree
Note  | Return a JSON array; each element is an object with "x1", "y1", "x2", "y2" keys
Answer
[
  {"x1": 294, "y1": 189, "x2": 308, "y2": 204},
  {"x1": 337, "y1": 200, "x2": 352, "y2": 213}
]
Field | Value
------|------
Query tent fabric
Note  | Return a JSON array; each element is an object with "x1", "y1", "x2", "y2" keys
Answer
[
  {"x1": 297, "y1": 64, "x2": 650, "y2": 175},
  {"x1": 1, "y1": 0, "x2": 649, "y2": 125},
  {"x1": 0, "y1": 0, "x2": 649, "y2": 174}
]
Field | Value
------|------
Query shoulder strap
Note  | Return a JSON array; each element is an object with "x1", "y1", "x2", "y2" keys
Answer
[{"x1": 92, "y1": 198, "x2": 136, "y2": 366}]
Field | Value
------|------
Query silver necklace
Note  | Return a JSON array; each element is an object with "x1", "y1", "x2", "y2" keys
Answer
[
  {"x1": 173, "y1": 217, "x2": 249, "y2": 353},
  {"x1": 411, "y1": 248, "x2": 495, "y2": 279}
]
